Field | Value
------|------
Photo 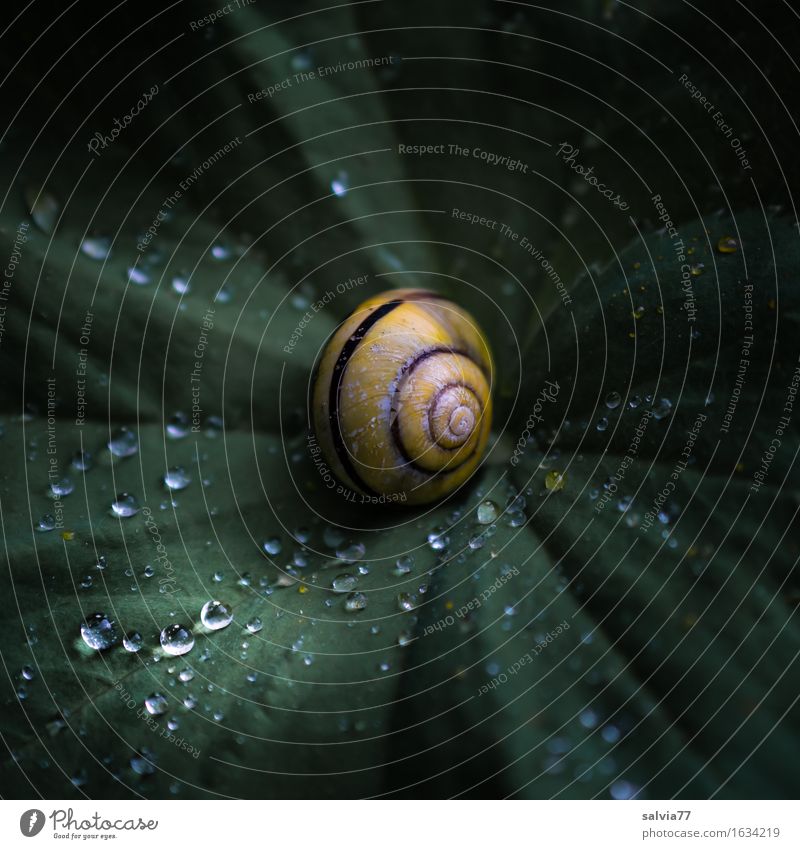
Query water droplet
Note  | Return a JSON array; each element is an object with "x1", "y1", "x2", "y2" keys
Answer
[
  {"x1": 111, "y1": 492, "x2": 140, "y2": 518},
  {"x1": 631, "y1": 305, "x2": 645, "y2": 320},
  {"x1": 126, "y1": 265, "x2": 151, "y2": 286},
  {"x1": 49, "y1": 477, "x2": 74, "y2": 498},
  {"x1": 123, "y1": 631, "x2": 143, "y2": 652},
  {"x1": 545, "y1": 470, "x2": 567, "y2": 492},
  {"x1": 167, "y1": 717, "x2": 180, "y2": 731},
  {"x1": 70, "y1": 449, "x2": 93, "y2": 471},
  {"x1": 397, "y1": 630, "x2": 413, "y2": 647},
  {"x1": 144, "y1": 693, "x2": 168, "y2": 716},
  {"x1": 427, "y1": 528, "x2": 450, "y2": 551},
  {"x1": 476, "y1": 501, "x2": 498, "y2": 525},
  {"x1": 651, "y1": 398, "x2": 673, "y2": 420},
  {"x1": 178, "y1": 668, "x2": 194, "y2": 682},
  {"x1": 210, "y1": 243, "x2": 231, "y2": 261},
  {"x1": 166, "y1": 412, "x2": 190, "y2": 440},
  {"x1": 344, "y1": 591, "x2": 368, "y2": 612},
  {"x1": 35, "y1": 513, "x2": 57, "y2": 532},
  {"x1": 21, "y1": 665, "x2": 35, "y2": 681},
  {"x1": 604, "y1": 391, "x2": 621, "y2": 409},
  {"x1": 332, "y1": 573, "x2": 358, "y2": 593},
  {"x1": 323, "y1": 526, "x2": 346, "y2": 548},
  {"x1": 171, "y1": 275, "x2": 190, "y2": 295},
  {"x1": 262, "y1": 536, "x2": 282, "y2": 556},
  {"x1": 183, "y1": 694, "x2": 197, "y2": 709},
  {"x1": 108, "y1": 427, "x2": 138, "y2": 457},
  {"x1": 163, "y1": 466, "x2": 191, "y2": 491},
  {"x1": 80, "y1": 612, "x2": 119, "y2": 651},
  {"x1": 596, "y1": 417, "x2": 609, "y2": 432},
  {"x1": 200, "y1": 600, "x2": 233, "y2": 631},
  {"x1": 397, "y1": 592, "x2": 415, "y2": 612},
  {"x1": 336, "y1": 541, "x2": 365, "y2": 562},
  {"x1": 80, "y1": 235, "x2": 111, "y2": 260},
  {"x1": 717, "y1": 235, "x2": 738, "y2": 254},
  {"x1": 689, "y1": 263, "x2": 705, "y2": 277},
  {"x1": 394, "y1": 555, "x2": 414, "y2": 576},
  {"x1": 160, "y1": 624, "x2": 195, "y2": 656},
  {"x1": 25, "y1": 186, "x2": 59, "y2": 233},
  {"x1": 331, "y1": 171, "x2": 349, "y2": 197},
  {"x1": 628, "y1": 395, "x2": 642, "y2": 409},
  {"x1": 246, "y1": 617, "x2": 263, "y2": 634},
  {"x1": 468, "y1": 534, "x2": 485, "y2": 550}
]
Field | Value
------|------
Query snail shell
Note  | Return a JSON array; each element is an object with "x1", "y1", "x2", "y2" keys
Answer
[{"x1": 312, "y1": 289, "x2": 493, "y2": 505}]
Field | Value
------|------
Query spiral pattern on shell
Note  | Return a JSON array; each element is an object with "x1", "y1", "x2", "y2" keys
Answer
[{"x1": 312, "y1": 289, "x2": 493, "y2": 505}]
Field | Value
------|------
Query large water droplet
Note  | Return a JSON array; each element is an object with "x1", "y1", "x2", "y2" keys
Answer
[
  {"x1": 160, "y1": 624, "x2": 195, "y2": 656},
  {"x1": 80, "y1": 612, "x2": 119, "y2": 650},
  {"x1": 604, "y1": 391, "x2": 621, "y2": 409},
  {"x1": 200, "y1": 600, "x2": 233, "y2": 631}
]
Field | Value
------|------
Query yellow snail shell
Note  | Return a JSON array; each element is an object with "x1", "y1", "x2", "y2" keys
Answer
[{"x1": 312, "y1": 289, "x2": 493, "y2": 505}]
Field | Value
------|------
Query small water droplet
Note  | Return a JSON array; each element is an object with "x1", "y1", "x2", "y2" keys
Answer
[
  {"x1": 246, "y1": 617, "x2": 263, "y2": 634},
  {"x1": 427, "y1": 528, "x2": 450, "y2": 551},
  {"x1": 108, "y1": 427, "x2": 138, "y2": 457},
  {"x1": 171, "y1": 275, "x2": 190, "y2": 295},
  {"x1": 344, "y1": 591, "x2": 368, "y2": 612},
  {"x1": 123, "y1": 631, "x2": 143, "y2": 652},
  {"x1": 397, "y1": 592, "x2": 415, "y2": 612},
  {"x1": 596, "y1": 417, "x2": 609, "y2": 432},
  {"x1": 717, "y1": 236, "x2": 738, "y2": 254},
  {"x1": 70, "y1": 449, "x2": 93, "y2": 471},
  {"x1": 160, "y1": 624, "x2": 195, "y2": 656},
  {"x1": 689, "y1": 263, "x2": 705, "y2": 277},
  {"x1": 336, "y1": 541, "x2": 365, "y2": 562},
  {"x1": 126, "y1": 265, "x2": 151, "y2": 286},
  {"x1": 80, "y1": 235, "x2": 112, "y2": 260},
  {"x1": 394, "y1": 555, "x2": 414, "y2": 576},
  {"x1": 476, "y1": 500, "x2": 498, "y2": 525},
  {"x1": 80, "y1": 612, "x2": 119, "y2": 651},
  {"x1": 21, "y1": 665, "x2": 35, "y2": 681},
  {"x1": 545, "y1": 470, "x2": 567, "y2": 492},
  {"x1": 35, "y1": 513, "x2": 57, "y2": 532},
  {"x1": 262, "y1": 536, "x2": 282, "y2": 556},
  {"x1": 178, "y1": 668, "x2": 194, "y2": 682},
  {"x1": 111, "y1": 492, "x2": 140, "y2": 518},
  {"x1": 200, "y1": 601, "x2": 233, "y2": 631},
  {"x1": 163, "y1": 466, "x2": 191, "y2": 491},
  {"x1": 144, "y1": 693, "x2": 168, "y2": 716},
  {"x1": 165, "y1": 412, "x2": 190, "y2": 440},
  {"x1": 604, "y1": 391, "x2": 621, "y2": 409},
  {"x1": 651, "y1": 398, "x2": 673, "y2": 420},
  {"x1": 332, "y1": 573, "x2": 358, "y2": 593},
  {"x1": 331, "y1": 171, "x2": 349, "y2": 197},
  {"x1": 25, "y1": 186, "x2": 59, "y2": 233}
]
